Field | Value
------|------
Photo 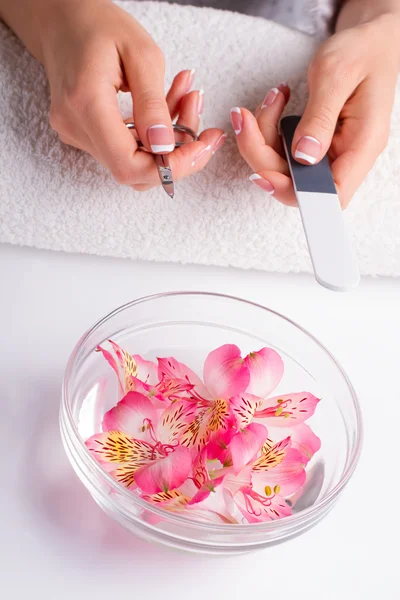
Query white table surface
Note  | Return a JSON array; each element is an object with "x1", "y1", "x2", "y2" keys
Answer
[{"x1": 1, "y1": 243, "x2": 399, "y2": 600}]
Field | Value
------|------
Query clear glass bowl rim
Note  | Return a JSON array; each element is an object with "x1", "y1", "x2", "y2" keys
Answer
[{"x1": 61, "y1": 290, "x2": 363, "y2": 533}]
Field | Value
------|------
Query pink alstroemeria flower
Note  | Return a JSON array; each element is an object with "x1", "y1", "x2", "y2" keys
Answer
[
  {"x1": 86, "y1": 392, "x2": 194, "y2": 493},
  {"x1": 97, "y1": 341, "x2": 195, "y2": 403},
  {"x1": 159, "y1": 345, "x2": 284, "y2": 453},
  {"x1": 212, "y1": 433, "x2": 306, "y2": 522},
  {"x1": 159, "y1": 345, "x2": 250, "y2": 453},
  {"x1": 141, "y1": 451, "x2": 236, "y2": 523}
]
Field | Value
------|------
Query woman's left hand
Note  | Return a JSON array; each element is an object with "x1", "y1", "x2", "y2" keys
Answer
[{"x1": 232, "y1": 14, "x2": 400, "y2": 208}]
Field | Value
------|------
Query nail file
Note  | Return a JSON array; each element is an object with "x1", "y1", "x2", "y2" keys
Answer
[{"x1": 280, "y1": 115, "x2": 360, "y2": 292}]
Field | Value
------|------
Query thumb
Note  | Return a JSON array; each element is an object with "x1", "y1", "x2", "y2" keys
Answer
[
  {"x1": 292, "y1": 61, "x2": 357, "y2": 165},
  {"x1": 123, "y1": 42, "x2": 174, "y2": 154}
]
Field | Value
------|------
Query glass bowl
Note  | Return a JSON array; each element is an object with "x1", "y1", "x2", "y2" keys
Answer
[{"x1": 60, "y1": 292, "x2": 362, "y2": 554}]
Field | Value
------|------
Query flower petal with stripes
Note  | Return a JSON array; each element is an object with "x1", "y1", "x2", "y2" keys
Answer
[
  {"x1": 256, "y1": 392, "x2": 320, "y2": 426},
  {"x1": 157, "y1": 401, "x2": 197, "y2": 445},
  {"x1": 85, "y1": 431, "x2": 155, "y2": 467},
  {"x1": 231, "y1": 393, "x2": 262, "y2": 429}
]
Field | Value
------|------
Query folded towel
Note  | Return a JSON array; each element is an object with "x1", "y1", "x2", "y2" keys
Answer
[{"x1": 0, "y1": 1, "x2": 399, "y2": 277}]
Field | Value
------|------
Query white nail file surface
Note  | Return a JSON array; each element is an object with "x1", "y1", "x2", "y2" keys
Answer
[{"x1": 280, "y1": 116, "x2": 360, "y2": 292}]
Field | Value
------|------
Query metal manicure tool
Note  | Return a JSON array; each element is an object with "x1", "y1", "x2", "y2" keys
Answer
[
  {"x1": 280, "y1": 115, "x2": 360, "y2": 292},
  {"x1": 125, "y1": 122, "x2": 198, "y2": 199}
]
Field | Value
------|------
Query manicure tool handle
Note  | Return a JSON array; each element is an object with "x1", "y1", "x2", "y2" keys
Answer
[{"x1": 280, "y1": 115, "x2": 360, "y2": 292}]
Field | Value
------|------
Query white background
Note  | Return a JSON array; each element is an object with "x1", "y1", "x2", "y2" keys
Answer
[{"x1": 1, "y1": 243, "x2": 399, "y2": 599}]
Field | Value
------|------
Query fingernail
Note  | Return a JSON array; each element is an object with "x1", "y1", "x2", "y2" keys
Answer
[
  {"x1": 191, "y1": 144, "x2": 212, "y2": 167},
  {"x1": 294, "y1": 136, "x2": 321, "y2": 165},
  {"x1": 261, "y1": 87, "x2": 280, "y2": 108},
  {"x1": 186, "y1": 68, "x2": 196, "y2": 92},
  {"x1": 198, "y1": 89, "x2": 205, "y2": 117},
  {"x1": 249, "y1": 173, "x2": 275, "y2": 194},
  {"x1": 230, "y1": 107, "x2": 243, "y2": 135},
  {"x1": 147, "y1": 124, "x2": 175, "y2": 153},
  {"x1": 212, "y1": 132, "x2": 227, "y2": 155}
]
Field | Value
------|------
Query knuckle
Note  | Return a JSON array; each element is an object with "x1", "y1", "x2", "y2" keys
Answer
[
  {"x1": 309, "y1": 52, "x2": 353, "y2": 87},
  {"x1": 309, "y1": 52, "x2": 336, "y2": 78},
  {"x1": 141, "y1": 43, "x2": 165, "y2": 68},
  {"x1": 126, "y1": 43, "x2": 165, "y2": 77},
  {"x1": 309, "y1": 105, "x2": 337, "y2": 133},
  {"x1": 137, "y1": 94, "x2": 167, "y2": 114}
]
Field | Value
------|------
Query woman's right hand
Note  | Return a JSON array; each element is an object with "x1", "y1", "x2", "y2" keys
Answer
[{"x1": 3, "y1": 0, "x2": 225, "y2": 189}]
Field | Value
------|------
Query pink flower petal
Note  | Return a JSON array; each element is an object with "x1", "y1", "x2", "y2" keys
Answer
[
  {"x1": 85, "y1": 431, "x2": 154, "y2": 472},
  {"x1": 256, "y1": 392, "x2": 320, "y2": 426},
  {"x1": 132, "y1": 355, "x2": 158, "y2": 385},
  {"x1": 102, "y1": 391, "x2": 158, "y2": 441},
  {"x1": 108, "y1": 340, "x2": 139, "y2": 393},
  {"x1": 234, "y1": 487, "x2": 292, "y2": 523},
  {"x1": 244, "y1": 348, "x2": 284, "y2": 398},
  {"x1": 96, "y1": 344, "x2": 124, "y2": 394},
  {"x1": 229, "y1": 423, "x2": 268, "y2": 474},
  {"x1": 141, "y1": 489, "x2": 190, "y2": 510},
  {"x1": 287, "y1": 423, "x2": 321, "y2": 464},
  {"x1": 157, "y1": 356, "x2": 210, "y2": 400},
  {"x1": 203, "y1": 344, "x2": 250, "y2": 399},
  {"x1": 157, "y1": 401, "x2": 197, "y2": 445},
  {"x1": 206, "y1": 428, "x2": 236, "y2": 462},
  {"x1": 231, "y1": 393, "x2": 262, "y2": 429},
  {"x1": 134, "y1": 445, "x2": 192, "y2": 494},
  {"x1": 180, "y1": 398, "x2": 232, "y2": 454},
  {"x1": 186, "y1": 487, "x2": 238, "y2": 524},
  {"x1": 252, "y1": 442, "x2": 306, "y2": 497},
  {"x1": 157, "y1": 377, "x2": 195, "y2": 399},
  {"x1": 123, "y1": 377, "x2": 169, "y2": 409},
  {"x1": 223, "y1": 465, "x2": 253, "y2": 495}
]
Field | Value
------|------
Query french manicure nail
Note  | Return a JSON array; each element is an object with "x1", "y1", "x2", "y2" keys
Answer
[
  {"x1": 294, "y1": 136, "x2": 321, "y2": 165},
  {"x1": 230, "y1": 107, "x2": 243, "y2": 135},
  {"x1": 249, "y1": 173, "x2": 275, "y2": 194},
  {"x1": 198, "y1": 89, "x2": 204, "y2": 117},
  {"x1": 187, "y1": 68, "x2": 196, "y2": 92},
  {"x1": 261, "y1": 87, "x2": 280, "y2": 109},
  {"x1": 212, "y1": 132, "x2": 227, "y2": 155},
  {"x1": 147, "y1": 124, "x2": 175, "y2": 153},
  {"x1": 191, "y1": 144, "x2": 212, "y2": 167}
]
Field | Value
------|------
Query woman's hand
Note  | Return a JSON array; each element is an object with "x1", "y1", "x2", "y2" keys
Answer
[
  {"x1": 0, "y1": 0, "x2": 225, "y2": 189},
  {"x1": 232, "y1": 12, "x2": 400, "y2": 208}
]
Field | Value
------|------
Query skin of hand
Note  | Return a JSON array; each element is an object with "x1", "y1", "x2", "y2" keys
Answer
[
  {"x1": 0, "y1": 0, "x2": 225, "y2": 189},
  {"x1": 232, "y1": 8, "x2": 400, "y2": 208}
]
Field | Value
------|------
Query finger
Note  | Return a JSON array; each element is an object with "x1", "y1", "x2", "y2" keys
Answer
[
  {"x1": 255, "y1": 83, "x2": 290, "y2": 118},
  {"x1": 249, "y1": 171, "x2": 296, "y2": 207},
  {"x1": 176, "y1": 90, "x2": 204, "y2": 134},
  {"x1": 130, "y1": 128, "x2": 226, "y2": 191},
  {"x1": 330, "y1": 79, "x2": 393, "y2": 208},
  {"x1": 83, "y1": 87, "x2": 142, "y2": 184},
  {"x1": 231, "y1": 107, "x2": 289, "y2": 174},
  {"x1": 123, "y1": 44, "x2": 175, "y2": 154},
  {"x1": 292, "y1": 56, "x2": 361, "y2": 165},
  {"x1": 166, "y1": 69, "x2": 196, "y2": 120},
  {"x1": 256, "y1": 86, "x2": 288, "y2": 153}
]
